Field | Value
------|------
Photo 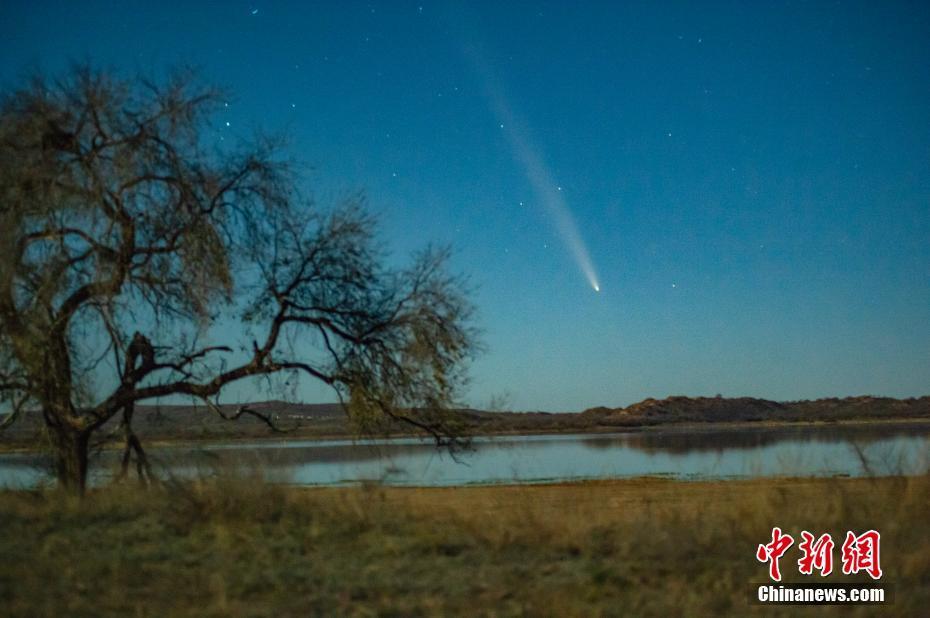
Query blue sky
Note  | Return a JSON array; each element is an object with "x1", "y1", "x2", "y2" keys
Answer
[{"x1": 2, "y1": 1, "x2": 929, "y2": 410}]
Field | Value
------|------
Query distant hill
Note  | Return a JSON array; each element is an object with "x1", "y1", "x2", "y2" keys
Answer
[
  {"x1": 0, "y1": 401, "x2": 350, "y2": 446},
  {"x1": 2, "y1": 395, "x2": 929, "y2": 448},
  {"x1": 579, "y1": 395, "x2": 930, "y2": 427},
  {"x1": 134, "y1": 401, "x2": 345, "y2": 427}
]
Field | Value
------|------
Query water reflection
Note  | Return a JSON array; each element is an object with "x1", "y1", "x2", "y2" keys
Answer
[
  {"x1": 579, "y1": 422, "x2": 930, "y2": 453},
  {"x1": 1, "y1": 423, "x2": 929, "y2": 488}
]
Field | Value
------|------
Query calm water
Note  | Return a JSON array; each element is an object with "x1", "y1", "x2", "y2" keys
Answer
[{"x1": 1, "y1": 424, "x2": 929, "y2": 488}]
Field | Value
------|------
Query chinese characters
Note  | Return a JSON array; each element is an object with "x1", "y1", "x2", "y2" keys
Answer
[{"x1": 757, "y1": 528, "x2": 882, "y2": 581}]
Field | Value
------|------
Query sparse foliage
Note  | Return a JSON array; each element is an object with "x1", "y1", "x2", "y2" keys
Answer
[{"x1": 0, "y1": 67, "x2": 477, "y2": 493}]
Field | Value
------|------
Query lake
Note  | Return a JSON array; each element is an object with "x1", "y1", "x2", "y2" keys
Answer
[{"x1": 1, "y1": 423, "x2": 929, "y2": 488}]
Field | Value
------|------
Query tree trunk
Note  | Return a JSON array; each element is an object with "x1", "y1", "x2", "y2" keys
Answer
[{"x1": 51, "y1": 426, "x2": 90, "y2": 494}]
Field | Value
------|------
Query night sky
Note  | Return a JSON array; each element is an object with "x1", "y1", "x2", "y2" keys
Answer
[{"x1": 3, "y1": 1, "x2": 929, "y2": 411}]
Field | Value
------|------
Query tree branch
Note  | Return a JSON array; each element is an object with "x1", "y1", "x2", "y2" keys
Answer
[{"x1": 196, "y1": 397, "x2": 294, "y2": 433}]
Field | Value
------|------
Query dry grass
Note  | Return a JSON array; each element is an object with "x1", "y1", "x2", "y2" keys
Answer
[{"x1": 0, "y1": 474, "x2": 926, "y2": 616}]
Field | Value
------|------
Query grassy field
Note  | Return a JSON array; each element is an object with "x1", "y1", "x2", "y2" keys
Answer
[{"x1": 0, "y1": 475, "x2": 926, "y2": 616}]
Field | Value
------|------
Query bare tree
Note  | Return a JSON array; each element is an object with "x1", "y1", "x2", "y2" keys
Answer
[{"x1": 0, "y1": 67, "x2": 477, "y2": 493}]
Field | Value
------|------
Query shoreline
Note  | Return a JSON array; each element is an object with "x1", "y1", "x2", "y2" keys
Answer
[{"x1": 3, "y1": 415, "x2": 929, "y2": 455}]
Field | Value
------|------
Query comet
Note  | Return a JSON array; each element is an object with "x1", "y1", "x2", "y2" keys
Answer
[{"x1": 463, "y1": 43, "x2": 602, "y2": 294}]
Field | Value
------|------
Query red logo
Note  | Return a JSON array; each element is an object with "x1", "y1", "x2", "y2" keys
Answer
[{"x1": 758, "y1": 528, "x2": 881, "y2": 581}]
